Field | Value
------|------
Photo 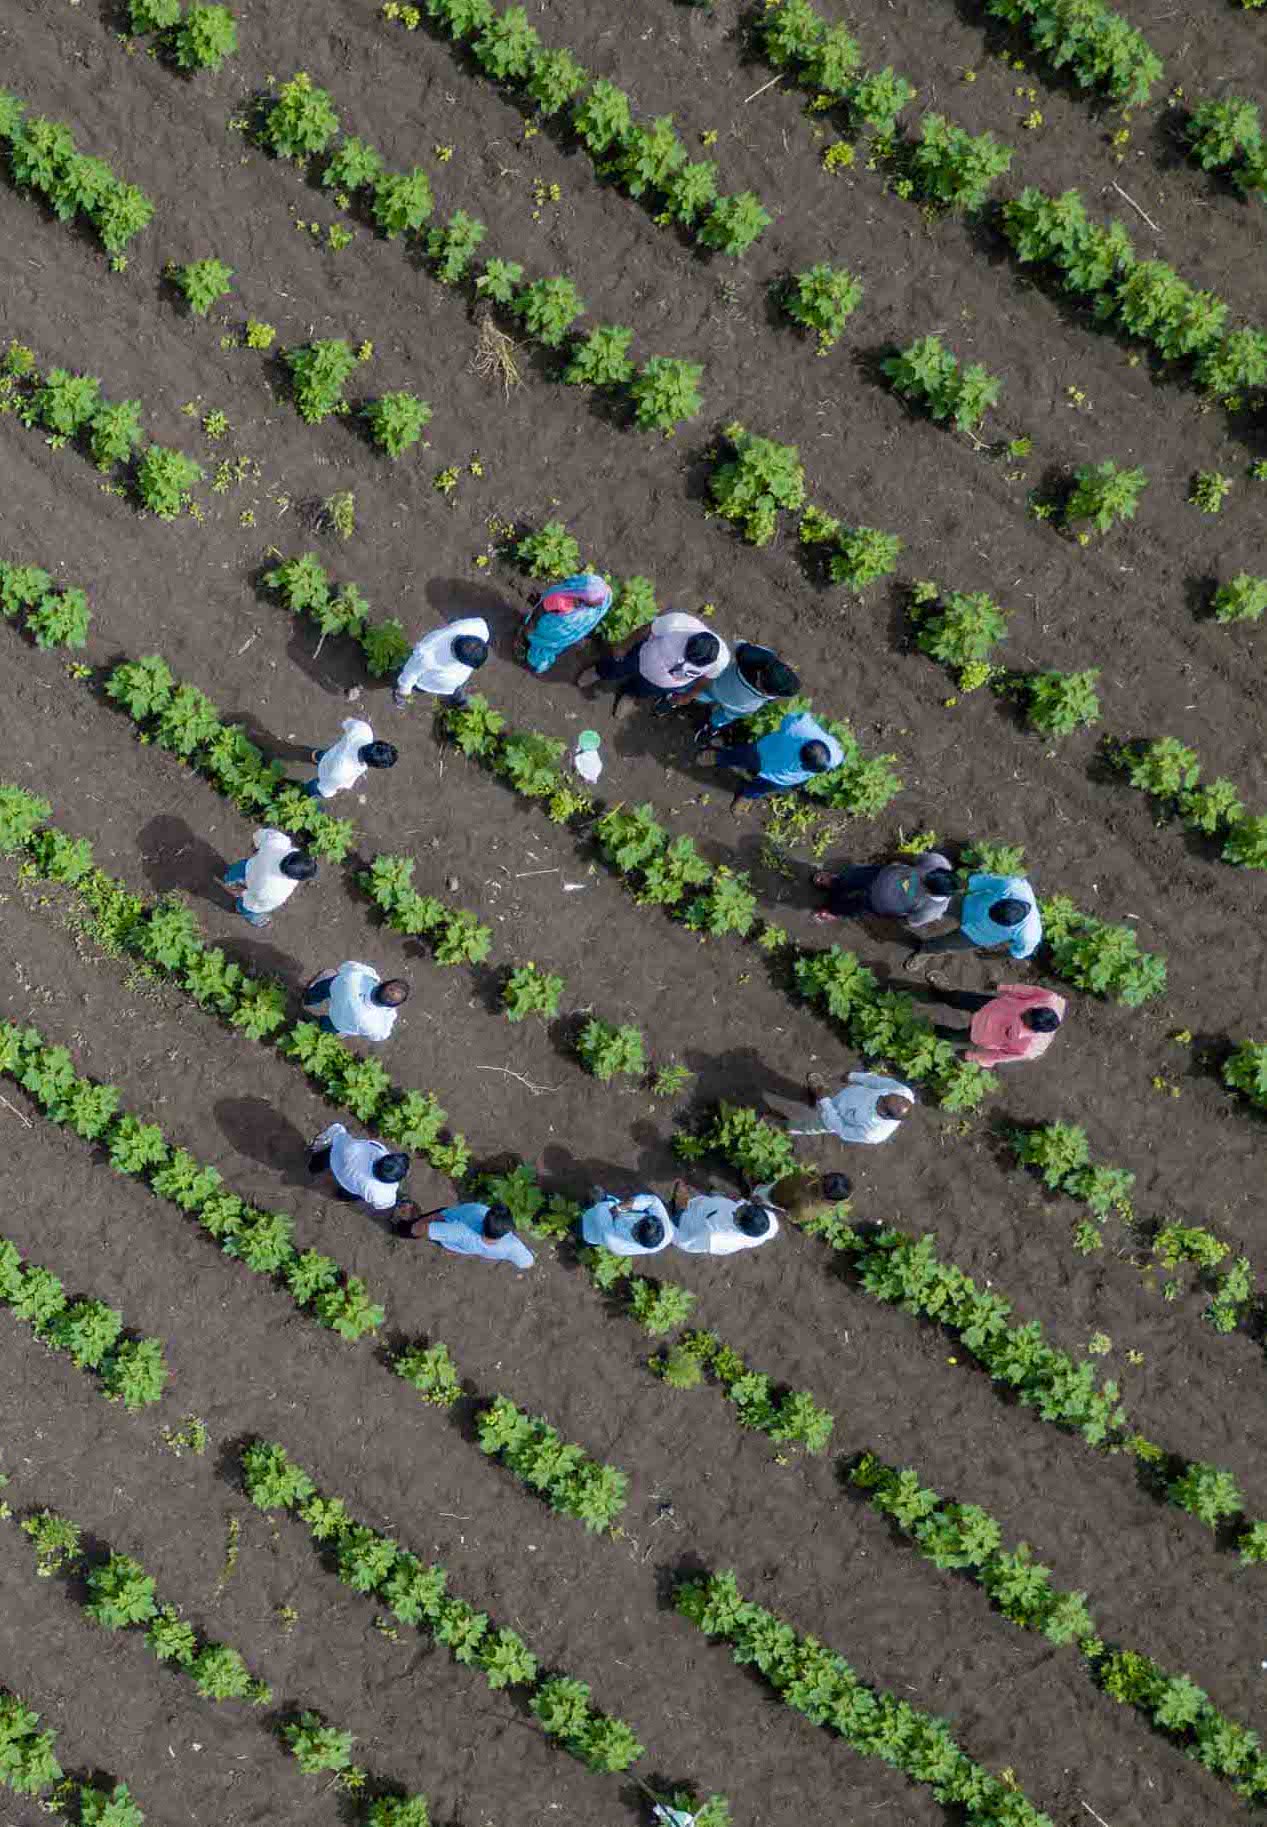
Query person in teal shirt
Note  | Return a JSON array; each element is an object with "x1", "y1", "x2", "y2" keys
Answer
[
  {"x1": 907, "y1": 871, "x2": 1042, "y2": 963},
  {"x1": 706, "y1": 711, "x2": 844, "y2": 808}
]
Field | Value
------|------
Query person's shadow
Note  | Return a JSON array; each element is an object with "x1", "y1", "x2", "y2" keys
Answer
[
  {"x1": 214, "y1": 1097, "x2": 315, "y2": 1187},
  {"x1": 137, "y1": 815, "x2": 227, "y2": 908},
  {"x1": 424, "y1": 576, "x2": 520, "y2": 646},
  {"x1": 218, "y1": 709, "x2": 318, "y2": 766}
]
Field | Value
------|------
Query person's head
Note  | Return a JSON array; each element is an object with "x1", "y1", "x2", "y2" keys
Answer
[
  {"x1": 280, "y1": 849, "x2": 318, "y2": 882},
  {"x1": 394, "y1": 1198, "x2": 421, "y2": 1228},
  {"x1": 631, "y1": 1214, "x2": 666, "y2": 1250},
  {"x1": 360, "y1": 740, "x2": 398, "y2": 770},
  {"x1": 373, "y1": 1151, "x2": 411, "y2": 1184},
  {"x1": 760, "y1": 657, "x2": 799, "y2": 698},
  {"x1": 453, "y1": 634, "x2": 488, "y2": 670},
  {"x1": 799, "y1": 739, "x2": 833, "y2": 775},
  {"x1": 989, "y1": 896, "x2": 1028, "y2": 929},
  {"x1": 483, "y1": 1201, "x2": 512, "y2": 1239},
  {"x1": 924, "y1": 868, "x2": 957, "y2": 900},
  {"x1": 821, "y1": 1172, "x2": 852, "y2": 1202},
  {"x1": 372, "y1": 979, "x2": 411, "y2": 1009},
  {"x1": 684, "y1": 631, "x2": 720, "y2": 668},
  {"x1": 1023, "y1": 1006, "x2": 1062, "y2": 1034},
  {"x1": 877, "y1": 1094, "x2": 915, "y2": 1123},
  {"x1": 580, "y1": 578, "x2": 610, "y2": 605},
  {"x1": 734, "y1": 1203, "x2": 774, "y2": 1239}
]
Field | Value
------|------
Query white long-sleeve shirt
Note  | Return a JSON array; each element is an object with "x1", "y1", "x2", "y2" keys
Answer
[
  {"x1": 397, "y1": 617, "x2": 490, "y2": 698},
  {"x1": 311, "y1": 1122, "x2": 401, "y2": 1210},
  {"x1": 325, "y1": 961, "x2": 398, "y2": 1042},
  {"x1": 315, "y1": 718, "x2": 374, "y2": 798},
  {"x1": 241, "y1": 829, "x2": 304, "y2": 914},
  {"x1": 809, "y1": 1072, "x2": 915, "y2": 1145},
  {"x1": 672, "y1": 1195, "x2": 780, "y2": 1255},
  {"x1": 581, "y1": 1193, "x2": 671, "y2": 1256}
]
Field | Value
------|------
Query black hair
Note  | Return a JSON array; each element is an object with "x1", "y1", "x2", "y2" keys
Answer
[
  {"x1": 734, "y1": 1203, "x2": 773, "y2": 1239},
  {"x1": 483, "y1": 1201, "x2": 513, "y2": 1239},
  {"x1": 453, "y1": 635, "x2": 488, "y2": 669},
  {"x1": 280, "y1": 850, "x2": 318, "y2": 881},
  {"x1": 394, "y1": 1198, "x2": 421, "y2": 1227},
  {"x1": 362, "y1": 740, "x2": 398, "y2": 769},
  {"x1": 800, "y1": 739, "x2": 833, "y2": 774},
  {"x1": 1023, "y1": 1006, "x2": 1062, "y2": 1033},
  {"x1": 761, "y1": 658, "x2": 799, "y2": 698},
  {"x1": 989, "y1": 896, "x2": 1029, "y2": 928},
  {"x1": 683, "y1": 631, "x2": 720, "y2": 667},
  {"x1": 924, "y1": 868, "x2": 957, "y2": 899},
  {"x1": 373, "y1": 979, "x2": 411, "y2": 1008},
  {"x1": 877, "y1": 1094, "x2": 913, "y2": 1121},
  {"x1": 373, "y1": 1151, "x2": 411, "y2": 1184},
  {"x1": 821, "y1": 1172, "x2": 851, "y2": 1201},
  {"x1": 631, "y1": 1214, "x2": 666, "y2": 1250}
]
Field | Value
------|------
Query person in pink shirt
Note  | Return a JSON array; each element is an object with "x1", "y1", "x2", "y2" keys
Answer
[{"x1": 916, "y1": 983, "x2": 1066, "y2": 1067}]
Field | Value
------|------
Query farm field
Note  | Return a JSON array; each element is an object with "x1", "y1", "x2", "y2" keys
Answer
[{"x1": 3, "y1": 0, "x2": 1267, "y2": 1824}]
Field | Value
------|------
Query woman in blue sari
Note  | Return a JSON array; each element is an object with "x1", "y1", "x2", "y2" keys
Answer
[{"x1": 519, "y1": 573, "x2": 613, "y2": 674}]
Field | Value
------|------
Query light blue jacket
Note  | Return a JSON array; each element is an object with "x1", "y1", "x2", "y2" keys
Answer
[
  {"x1": 753, "y1": 712, "x2": 844, "y2": 788},
  {"x1": 581, "y1": 1193, "x2": 671, "y2": 1255},
  {"x1": 959, "y1": 872, "x2": 1042, "y2": 960},
  {"x1": 428, "y1": 1203, "x2": 534, "y2": 1269}
]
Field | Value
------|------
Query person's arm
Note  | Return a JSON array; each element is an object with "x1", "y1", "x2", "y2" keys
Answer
[
  {"x1": 672, "y1": 676, "x2": 712, "y2": 704},
  {"x1": 505, "y1": 1237, "x2": 535, "y2": 1269},
  {"x1": 905, "y1": 900, "x2": 946, "y2": 929},
  {"x1": 426, "y1": 1220, "x2": 473, "y2": 1252}
]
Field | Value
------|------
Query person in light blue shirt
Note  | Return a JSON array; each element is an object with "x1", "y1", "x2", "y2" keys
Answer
[
  {"x1": 302, "y1": 962, "x2": 410, "y2": 1041},
  {"x1": 395, "y1": 1200, "x2": 535, "y2": 1268},
  {"x1": 581, "y1": 1190, "x2": 671, "y2": 1256},
  {"x1": 907, "y1": 871, "x2": 1042, "y2": 964},
  {"x1": 695, "y1": 643, "x2": 799, "y2": 735},
  {"x1": 707, "y1": 710, "x2": 844, "y2": 809}
]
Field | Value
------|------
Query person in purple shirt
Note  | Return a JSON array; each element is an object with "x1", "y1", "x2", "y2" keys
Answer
[
  {"x1": 394, "y1": 1199, "x2": 535, "y2": 1268},
  {"x1": 705, "y1": 710, "x2": 844, "y2": 812}
]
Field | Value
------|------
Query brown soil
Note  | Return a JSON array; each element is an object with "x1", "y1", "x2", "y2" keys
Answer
[{"x1": 3, "y1": 1, "x2": 1267, "y2": 1824}]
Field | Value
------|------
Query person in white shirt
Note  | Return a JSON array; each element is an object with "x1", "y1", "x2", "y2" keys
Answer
[
  {"x1": 786, "y1": 1070, "x2": 915, "y2": 1145},
  {"x1": 217, "y1": 828, "x2": 317, "y2": 928},
  {"x1": 394, "y1": 617, "x2": 490, "y2": 708},
  {"x1": 395, "y1": 1200, "x2": 535, "y2": 1269},
  {"x1": 669, "y1": 1184, "x2": 780, "y2": 1255},
  {"x1": 581, "y1": 1189, "x2": 671, "y2": 1256},
  {"x1": 308, "y1": 1122, "x2": 410, "y2": 1210},
  {"x1": 577, "y1": 611, "x2": 730, "y2": 715},
  {"x1": 304, "y1": 719, "x2": 398, "y2": 800},
  {"x1": 302, "y1": 961, "x2": 410, "y2": 1041}
]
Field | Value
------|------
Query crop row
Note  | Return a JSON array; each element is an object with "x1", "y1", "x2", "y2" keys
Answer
[
  {"x1": 124, "y1": 0, "x2": 238, "y2": 72},
  {"x1": 980, "y1": 0, "x2": 1162, "y2": 107},
  {"x1": 0, "y1": 91, "x2": 154, "y2": 260},
  {"x1": 0, "y1": 558, "x2": 91, "y2": 649},
  {"x1": 1, "y1": 342, "x2": 204, "y2": 520},
  {"x1": 1109, "y1": 735, "x2": 1267, "y2": 871},
  {"x1": 379, "y1": 0, "x2": 770, "y2": 255},
  {"x1": 0, "y1": 1684, "x2": 145, "y2": 1823},
  {"x1": 652, "y1": 1329, "x2": 835, "y2": 1453},
  {"x1": 850, "y1": 1450, "x2": 1267, "y2": 1801},
  {"x1": 675, "y1": 1567, "x2": 1052, "y2": 1827},
  {"x1": 684, "y1": 1102, "x2": 1267, "y2": 1553}
]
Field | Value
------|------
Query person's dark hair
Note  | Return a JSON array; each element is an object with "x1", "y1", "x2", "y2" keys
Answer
[
  {"x1": 1023, "y1": 1006, "x2": 1062, "y2": 1033},
  {"x1": 683, "y1": 631, "x2": 720, "y2": 667},
  {"x1": 877, "y1": 1094, "x2": 914, "y2": 1122},
  {"x1": 761, "y1": 658, "x2": 799, "y2": 698},
  {"x1": 361, "y1": 740, "x2": 398, "y2": 769},
  {"x1": 989, "y1": 896, "x2": 1029, "y2": 928},
  {"x1": 632, "y1": 1214, "x2": 665, "y2": 1250},
  {"x1": 393, "y1": 1198, "x2": 421, "y2": 1229},
  {"x1": 453, "y1": 634, "x2": 488, "y2": 669},
  {"x1": 924, "y1": 868, "x2": 957, "y2": 899},
  {"x1": 373, "y1": 979, "x2": 411, "y2": 1008},
  {"x1": 800, "y1": 739, "x2": 833, "y2": 774},
  {"x1": 373, "y1": 1151, "x2": 411, "y2": 1184},
  {"x1": 822, "y1": 1172, "x2": 851, "y2": 1201},
  {"x1": 280, "y1": 849, "x2": 318, "y2": 881},
  {"x1": 734, "y1": 1203, "x2": 773, "y2": 1239},
  {"x1": 483, "y1": 1201, "x2": 513, "y2": 1239}
]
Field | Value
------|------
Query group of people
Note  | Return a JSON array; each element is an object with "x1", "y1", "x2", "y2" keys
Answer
[{"x1": 211, "y1": 583, "x2": 1070, "y2": 1271}]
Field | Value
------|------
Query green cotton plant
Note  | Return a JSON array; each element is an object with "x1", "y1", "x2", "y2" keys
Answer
[
  {"x1": 476, "y1": 1396, "x2": 628, "y2": 1532},
  {"x1": 313, "y1": 1276, "x2": 385, "y2": 1341},
  {"x1": 1224, "y1": 1040, "x2": 1267, "y2": 1110},
  {"x1": 882, "y1": 335, "x2": 1001, "y2": 431},
  {"x1": 571, "y1": 78, "x2": 633, "y2": 154},
  {"x1": 393, "y1": 1339, "x2": 462, "y2": 1406},
  {"x1": 172, "y1": 5, "x2": 239, "y2": 70},
  {"x1": 472, "y1": 5, "x2": 540, "y2": 80},
  {"x1": 1223, "y1": 815, "x2": 1267, "y2": 870},
  {"x1": 424, "y1": 208, "x2": 486, "y2": 282},
  {"x1": 33, "y1": 368, "x2": 100, "y2": 437},
  {"x1": 171, "y1": 258, "x2": 234, "y2": 317},
  {"x1": 1024, "y1": 669, "x2": 1101, "y2": 737},
  {"x1": 221, "y1": 1207, "x2": 295, "y2": 1274},
  {"x1": 563, "y1": 324, "x2": 635, "y2": 387},
  {"x1": 478, "y1": 1627, "x2": 539, "y2": 1690},
  {"x1": 0, "y1": 1692, "x2": 63, "y2": 1794},
  {"x1": 135, "y1": 445, "x2": 203, "y2": 519},
  {"x1": 626, "y1": 1276, "x2": 695, "y2": 1336},
  {"x1": 323, "y1": 136, "x2": 384, "y2": 192},
  {"x1": 24, "y1": 586, "x2": 91, "y2": 649},
  {"x1": 84, "y1": 1552, "x2": 157, "y2": 1629},
  {"x1": 49, "y1": 1300, "x2": 123, "y2": 1370},
  {"x1": 577, "y1": 1018, "x2": 645, "y2": 1082},
  {"x1": 526, "y1": 45, "x2": 588, "y2": 115},
  {"x1": 987, "y1": 0, "x2": 1161, "y2": 106},
  {"x1": 261, "y1": 73, "x2": 340, "y2": 159},
  {"x1": 283, "y1": 1713, "x2": 355, "y2": 1774},
  {"x1": 827, "y1": 525, "x2": 901, "y2": 591},
  {"x1": 23, "y1": 825, "x2": 92, "y2": 882},
  {"x1": 475, "y1": 256, "x2": 524, "y2": 304},
  {"x1": 683, "y1": 869, "x2": 757, "y2": 937},
  {"x1": 285, "y1": 340, "x2": 358, "y2": 423},
  {"x1": 1063, "y1": 459, "x2": 1147, "y2": 533},
  {"x1": 101, "y1": 1336, "x2": 168, "y2": 1409},
  {"x1": 371, "y1": 166, "x2": 433, "y2": 238},
  {"x1": 709, "y1": 424, "x2": 805, "y2": 546},
  {"x1": 698, "y1": 191, "x2": 771, "y2": 255},
  {"x1": 613, "y1": 116, "x2": 686, "y2": 198},
  {"x1": 20, "y1": 1509, "x2": 82, "y2": 1577},
  {"x1": 106, "y1": 1114, "x2": 169, "y2": 1177},
  {"x1": 783, "y1": 264, "x2": 863, "y2": 352},
  {"x1": 515, "y1": 521, "x2": 581, "y2": 577},
  {"x1": 909, "y1": 114, "x2": 1013, "y2": 211},
  {"x1": 362, "y1": 393, "x2": 432, "y2": 458},
  {"x1": 502, "y1": 963, "x2": 564, "y2": 1022},
  {"x1": 1041, "y1": 901, "x2": 1167, "y2": 1005},
  {"x1": 662, "y1": 160, "x2": 718, "y2": 226},
  {"x1": 88, "y1": 398, "x2": 143, "y2": 470},
  {"x1": 1012, "y1": 1122, "x2": 1090, "y2": 1190},
  {"x1": 242, "y1": 1441, "x2": 316, "y2": 1510},
  {"x1": 629, "y1": 356, "x2": 703, "y2": 434},
  {"x1": 1167, "y1": 1462, "x2": 1244, "y2": 1530},
  {"x1": 0, "y1": 784, "x2": 51, "y2": 853},
  {"x1": 1114, "y1": 262, "x2": 1226, "y2": 362},
  {"x1": 1121, "y1": 736, "x2": 1201, "y2": 801},
  {"x1": 911, "y1": 587, "x2": 1010, "y2": 668},
  {"x1": 497, "y1": 731, "x2": 566, "y2": 798},
  {"x1": 510, "y1": 276, "x2": 585, "y2": 348},
  {"x1": 190, "y1": 1643, "x2": 266, "y2": 1703},
  {"x1": 1212, "y1": 574, "x2": 1267, "y2": 623},
  {"x1": 1186, "y1": 95, "x2": 1262, "y2": 173}
]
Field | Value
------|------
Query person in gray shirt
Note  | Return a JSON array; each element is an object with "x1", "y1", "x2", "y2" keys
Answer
[{"x1": 811, "y1": 851, "x2": 956, "y2": 929}]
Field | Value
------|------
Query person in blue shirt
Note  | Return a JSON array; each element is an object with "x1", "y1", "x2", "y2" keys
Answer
[
  {"x1": 581, "y1": 1190, "x2": 671, "y2": 1256},
  {"x1": 706, "y1": 710, "x2": 844, "y2": 811},
  {"x1": 906, "y1": 871, "x2": 1042, "y2": 965},
  {"x1": 694, "y1": 643, "x2": 800, "y2": 737},
  {"x1": 394, "y1": 1199, "x2": 534, "y2": 1268}
]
